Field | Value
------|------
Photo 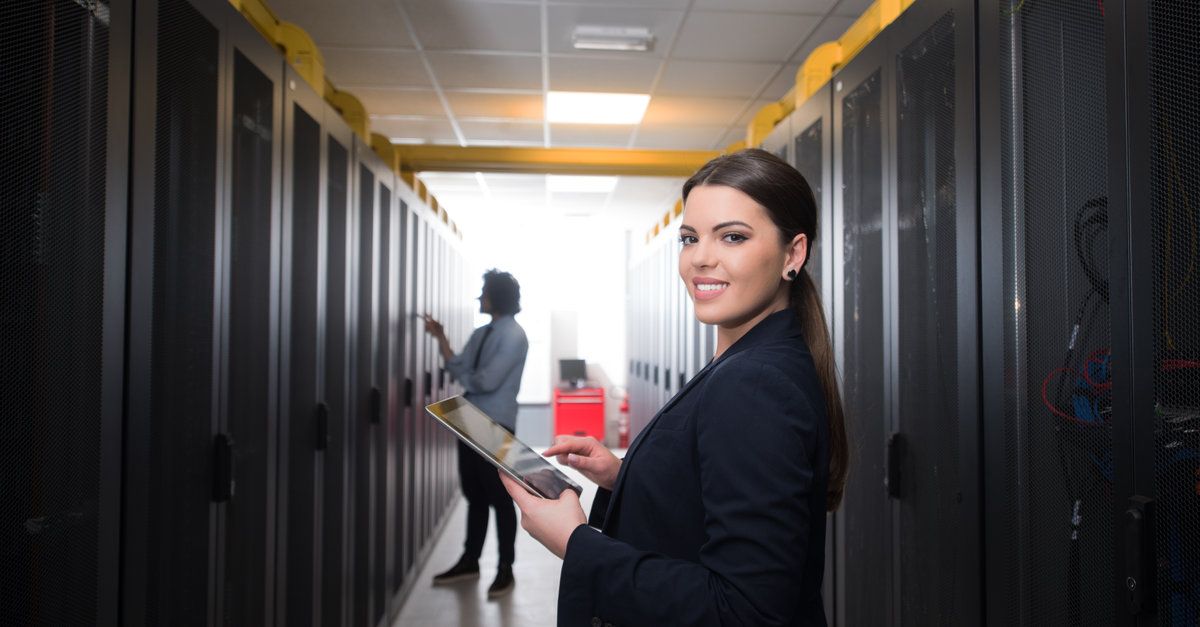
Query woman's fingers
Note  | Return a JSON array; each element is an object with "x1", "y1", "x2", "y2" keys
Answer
[{"x1": 497, "y1": 471, "x2": 536, "y2": 508}]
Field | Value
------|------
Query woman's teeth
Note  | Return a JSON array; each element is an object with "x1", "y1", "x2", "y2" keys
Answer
[{"x1": 697, "y1": 283, "x2": 727, "y2": 292}]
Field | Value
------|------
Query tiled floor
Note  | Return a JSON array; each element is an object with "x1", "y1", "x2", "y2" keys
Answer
[{"x1": 393, "y1": 451, "x2": 608, "y2": 627}]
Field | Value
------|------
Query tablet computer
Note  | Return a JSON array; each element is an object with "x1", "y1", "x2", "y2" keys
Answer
[{"x1": 426, "y1": 395, "x2": 583, "y2": 499}]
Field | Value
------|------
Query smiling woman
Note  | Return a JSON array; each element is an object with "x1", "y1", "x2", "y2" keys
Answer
[{"x1": 502, "y1": 148, "x2": 849, "y2": 627}]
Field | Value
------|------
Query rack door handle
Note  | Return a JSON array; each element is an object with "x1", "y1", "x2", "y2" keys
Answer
[
  {"x1": 212, "y1": 434, "x2": 235, "y2": 502},
  {"x1": 1124, "y1": 496, "x2": 1155, "y2": 615},
  {"x1": 315, "y1": 402, "x2": 329, "y2": 451}
]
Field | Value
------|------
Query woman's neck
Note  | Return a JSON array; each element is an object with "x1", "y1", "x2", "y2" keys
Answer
[{"x1": 712, "y1": 292, "x2": 790, "y2": 360}]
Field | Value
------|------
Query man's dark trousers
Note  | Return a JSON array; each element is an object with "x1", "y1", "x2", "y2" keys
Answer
[{"x1": 458, "y1": 440, "x2": 516, "y2": 566}]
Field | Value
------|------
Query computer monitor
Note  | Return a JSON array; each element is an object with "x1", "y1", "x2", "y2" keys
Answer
[{"x1": 559, "y1": 359, "x2": 587, "y2": 385}]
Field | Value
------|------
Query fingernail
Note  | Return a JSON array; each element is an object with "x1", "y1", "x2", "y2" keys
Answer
[{"x1": 568, "y1": 454, "x2": 578, "y2": 464}]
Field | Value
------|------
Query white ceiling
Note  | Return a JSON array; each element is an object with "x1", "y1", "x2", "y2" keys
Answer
[{"x1": 270, "y1": 0, "x2": 870, "y2": 229}]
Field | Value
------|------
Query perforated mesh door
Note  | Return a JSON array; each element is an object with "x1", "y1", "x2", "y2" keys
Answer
[
  {"x1": 352, "y1": 164, "x2": 376, "y2": 627},
  {"x1": 1147, "y1": 3, "x2": 1200, "y2": 622},
  {"x1": 998, "y1": 1, "x2": 1114, "y2": 624},
  {"x1": 322, "y1": 136, "x2": 350, "y2": 627},
  {"x1": 1, "y1": 1, "x2": 109, "y2": 623},
  {"x1": 284, "y1": 103, "x2": 320, "y2": 624},
  {"x1": 374, "y1": 183, "x2": 391, "y2": 624},
  {"x1": 794, "y1": 120, "x2": 823, "y2": 293},
  {"x1": 145, "y1": 0, "x2": 220, "y2": 621},
  {"x1": 838, "y1": 68, "x2": 889, "y2": 627},
  {"x1": 395, "y1": 200, "x2": 411, "y2": 591},
  {"x1": 225, "y1": 49, "x2": 275, "y2": 627},
  {"x1": 894, "y1": 12, "x2": 961, "y2": 624}
]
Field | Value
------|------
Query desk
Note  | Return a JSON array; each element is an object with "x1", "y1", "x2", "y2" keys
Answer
[{"x1": 553, "y1": 387, "x2": 605, "y2": 440}]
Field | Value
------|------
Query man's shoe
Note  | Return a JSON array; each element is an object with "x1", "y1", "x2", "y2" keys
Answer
[
  {"x1": 487, "y1": 565, "x2": 515, "y2": 599},
  {"x1": 431, "y1": 556, "x2": 480, "y2": 585}
]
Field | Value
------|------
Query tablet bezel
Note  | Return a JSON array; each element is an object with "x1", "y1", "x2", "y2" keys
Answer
[{"x1": 425, "y1": 395, "x2": 582, "y2": 500}]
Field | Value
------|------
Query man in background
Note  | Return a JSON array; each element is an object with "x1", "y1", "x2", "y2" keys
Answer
[{"x1": 423, "y1": 269, "x2": 529, "y2": 599}]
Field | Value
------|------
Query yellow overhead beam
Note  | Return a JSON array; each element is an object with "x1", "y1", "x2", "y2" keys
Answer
[{"x1": 395, "y1": 146, "x2": 720, "y2": 177}]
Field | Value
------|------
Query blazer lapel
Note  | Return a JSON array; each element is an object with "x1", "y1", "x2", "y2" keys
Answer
[{"x1": 601, "y1": 309, "x2": 805, "y2": 530}]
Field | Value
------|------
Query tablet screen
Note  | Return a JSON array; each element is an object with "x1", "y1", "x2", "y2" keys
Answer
[{"x1": 426, "y1": 396, "x2": 583, "y2": 499}]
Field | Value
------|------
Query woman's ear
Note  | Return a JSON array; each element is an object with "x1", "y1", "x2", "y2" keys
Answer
[{"x1": 785, "y1": 232, "x2": 808, "y2": 276}]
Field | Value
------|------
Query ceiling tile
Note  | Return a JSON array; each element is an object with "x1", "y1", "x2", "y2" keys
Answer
[
  {"x1": 270, "y1": 0, "x2": 414, "y2": 48},
  {"x1": 632, "y1": 124, "x2": 729, "y2": 150},
  {"x1": 548, "y1": 56, "x2": 662, "y2": 92},
  {"x1": 656, "y1": 60, "x2": 777, "y2": 98},
  {"x1": 353, "y1": 88, "x2": 446, "y2": 116},
  {"x1": 641, "y1": 95, "x2": 749, "y2": 126},
  {"x1": 550, "y1": 124, "x2": 636, "y2": 148},
  {"x1": 372, "y1": 117, "x2": 459, "y2": 143},
  {"x1": 548, "y1": 0, "x2": 690, "y2": 8},
  {"x1": 761, "y1": 63, "x2": 801, "y2": 101},
  {"x1": 405, "y1": 0, "x2": 542, "y2": 52},
  {"x1": 791, "y1": 16, "x2": 857, "y2": 61},
  {"x1": 691, "y1": 0, "x2": 837, "y2": 13},
  {"x1": 736, "y1": 99, "x2": 777, "y2": 125},
  {"x1": 427, "y1": 53, "x2": 544, "y2": 90},
  {"x1": 546, "y1": 5, "x2": 685, "y2": 57},
  {"x1": 832, "y1": 0, "x2": 874, "y2": 18},
  {"x1": 446, "y1": 92, "x2": 544, "y2": 120},
  {"x1": 322, "y1": 49, "x2": 431, "y2": 87},
  {"x1": 672, "y1": 12, "x2": 820, "y2": 62},
  {"x1": 716, "y1": 126, "x2": 746, "y2": 149},
  {"x1": 459, "y1": 120, "x2": 545, "y2": 144}
]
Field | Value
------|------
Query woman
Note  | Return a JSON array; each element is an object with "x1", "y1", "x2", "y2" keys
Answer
[{"x1": 499, "y1": 149, "x2": 848, "y2": 626}]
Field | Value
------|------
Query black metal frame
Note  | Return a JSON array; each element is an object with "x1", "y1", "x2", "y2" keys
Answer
[
  {"x1": 832, "y1": 31, "x2": 892, "y2": 627},
  {"x1": 218, "y1": 9, "x2": 284, "y2": 625},
  {"x1": 123, "y1": 0, "x2": 229, "y2": 623},
  {"x1": 1105, "y1": 1, "x2": 1157, "y2": 624},
  {"x1": 275, "y1": 63, "x2": 329, "y2": 627},
  {"x1": 885, "y1": 1, "x2": 983, "y2": 624}
]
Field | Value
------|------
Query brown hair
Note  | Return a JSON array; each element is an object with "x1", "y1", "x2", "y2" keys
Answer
[{"x1": 682, "y1": 148, "x2": 848, "y2": 512}]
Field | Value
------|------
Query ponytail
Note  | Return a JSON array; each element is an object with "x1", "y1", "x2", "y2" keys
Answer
[{"x1": 792, "y1": 270, "x2": 848, "y2": 512}]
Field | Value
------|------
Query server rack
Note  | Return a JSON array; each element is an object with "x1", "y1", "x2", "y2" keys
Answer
[
  {"x1": 322, "y1": 107, "x2": 356, "y2": 627},
  {"x1": 761, "y1": 114, "x2": 792, "y2": 163},
  {"x1": 885, "y1": 1, "x2": 981, "y2": 623},
  {"x1": 980, "y1": 0, "x2": 1120, "y2": 624},
  {"x1": 276, "y1": 64, "x2": 335, "y2": 627},
  {"x1": 3, "y1": 1, "x2": 130, "y2": 624},
  {"x1": 832, "y1": 32, "x2": 892, "y2": 627}
]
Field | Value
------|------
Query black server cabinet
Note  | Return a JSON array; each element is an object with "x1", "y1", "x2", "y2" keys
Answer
[
  {"x1": 1109, "y1": 1, "x2": 1200, "y2": 625},
  {"x1": 220, "y1": 14, "x2": 284, "y2": 625},
  {"x1": 980, "y1": 0, "x2": 1117, "y2": 624},
  {"x1": 374, "y1": 173, "x2": 396, "y2": 627},
  {"x1": 277, "y1": 66, "x2": 327, "y2": 627},
  {"x1": 3, "y1": 1, "x2": 130, "y2": 624},
  {"x1": 387, "y1": 194, "x2": 408, "y2": 609},
  {"x1": 399, "y1": 200, "x2": 419, "y2": 590},
  {"x1": 790, "y1": 85, "x2": 833, "y2": 314},
  {"x1": 322, "y1": 120, "x2": 354, "y2": 627},
  {"x1": 885, "y1": 1, "x2": 980, "y2": 623},
  {"x1": 349, "y1": 144, "x2": 393, "y2": 627},
  {"x1": 788, "y1": 83, "x2": 837, "y2": 623},
  {"x1": 832, "y1": 34, "x2": 892, "y2": 627},
  {"x1": 124, "y1": 0, "x2": 226, "y2": 623}
]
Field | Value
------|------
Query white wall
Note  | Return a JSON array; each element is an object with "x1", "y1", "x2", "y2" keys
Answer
[{"x1": 457, "y1": 216, "x2": 629, "y2": 404}]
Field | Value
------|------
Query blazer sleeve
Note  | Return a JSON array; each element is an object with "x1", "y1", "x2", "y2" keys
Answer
[{"x1": 558, "y1": 359, "x2": 820, "y2": 626}]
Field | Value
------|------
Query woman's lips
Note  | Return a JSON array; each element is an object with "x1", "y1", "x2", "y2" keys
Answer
[{"x1": 692, "y1": 280, "x2": 728, "y2": 301}]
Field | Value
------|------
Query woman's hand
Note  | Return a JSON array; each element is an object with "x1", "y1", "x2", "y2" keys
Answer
[
  {"x1": 498, "y1": 472, "x2": 586, "y2": 559},
  {"x1": 543, "y1": 436, "x2": 621, "y2": 491},
  {"x1": 421, "y1": 314, "x2": 444, "y2": 338}
]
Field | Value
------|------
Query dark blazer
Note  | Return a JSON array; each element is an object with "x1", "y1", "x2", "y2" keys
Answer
[{"x1": 558, "y1": 308, "x2": 831, "y2": 627}]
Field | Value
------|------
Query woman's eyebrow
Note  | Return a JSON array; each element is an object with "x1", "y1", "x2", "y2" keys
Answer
[{"x1": 679, "y1": 220, "x2": 754, "y2": 233}]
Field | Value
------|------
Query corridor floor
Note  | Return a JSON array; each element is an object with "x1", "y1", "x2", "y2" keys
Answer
[{"x1": 393, "y1": 451, "x2": 610, "y2": 626}]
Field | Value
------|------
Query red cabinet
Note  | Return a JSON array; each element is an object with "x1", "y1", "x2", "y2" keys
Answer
[{"x1": 553, "y1": 387, "x2": 605, "y2": 440}]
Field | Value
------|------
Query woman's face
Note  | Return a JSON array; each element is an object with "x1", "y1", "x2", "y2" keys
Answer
[{"x1": 678, "y1": 184, "x2": 805, "y2": 329}]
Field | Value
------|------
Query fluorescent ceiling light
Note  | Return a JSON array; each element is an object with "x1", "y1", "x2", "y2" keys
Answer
[
  {"x1": 547, "y1": 175, "x2": 619, "y2": 194},
  {"x1": 547, "y1": 91, "x2": 650, "y2": 125},
  {"x1": 572, "y1": 26, "x2": 654, "y2": 52}
]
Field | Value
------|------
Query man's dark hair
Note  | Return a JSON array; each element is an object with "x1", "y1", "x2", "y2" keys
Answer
[{"x1": 482, "y1": 269, "x2": 521, "y2": 316}]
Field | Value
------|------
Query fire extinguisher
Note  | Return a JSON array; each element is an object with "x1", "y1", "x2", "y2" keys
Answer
[{"x1": 618, "y1": 394, "x2": 630, "y2": 449}]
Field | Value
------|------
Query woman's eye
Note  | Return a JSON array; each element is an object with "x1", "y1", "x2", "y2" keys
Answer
[
  {"x1": 679, "y1": 234, "x2": 698, "y2": 246},
  {"x1": 722, "y1": 232, "x2": 747, "y2": 243}
]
